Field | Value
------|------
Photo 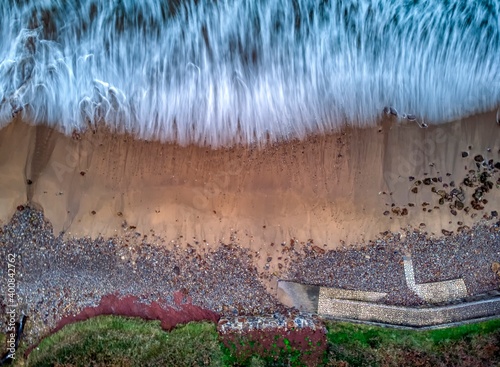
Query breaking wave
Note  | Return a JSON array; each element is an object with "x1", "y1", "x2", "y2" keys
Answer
[{"x1": 0, "y1": 0, "x2": 499, "y2": 146}]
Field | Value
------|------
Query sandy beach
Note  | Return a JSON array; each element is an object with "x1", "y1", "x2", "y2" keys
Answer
[
  {"x1": 1, "y1": 112, "x2": 499, "y2": 252},
  {"x1": 0, "y1": 112, "x2": 499, "y2": 344}
]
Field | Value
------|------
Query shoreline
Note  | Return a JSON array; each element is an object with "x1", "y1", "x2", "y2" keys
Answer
[
  {"x1": 1, "y1": 112, "x2": 499, "y2": 344},
  {"x1": 0, "y1": 206, "x2": 498, "y2": 345},
  {"x1": 1, "y1": 111, "x2": 499, "y2": 251}
]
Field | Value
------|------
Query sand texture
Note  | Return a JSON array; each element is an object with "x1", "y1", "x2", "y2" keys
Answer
[{"x1": 0, "y1": 112, "x2": 499, "y2": 259}]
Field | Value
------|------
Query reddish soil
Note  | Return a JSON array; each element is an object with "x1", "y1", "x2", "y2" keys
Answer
[
  {"x1": 53, "y1": 292, "x2": 219, "y2": 332},
  {"x1": 220, "y1": 327, "x2": 327, "y2": 366},
  {"x1": 25, "y1": 292, "x2": 219, "y2": 356}
]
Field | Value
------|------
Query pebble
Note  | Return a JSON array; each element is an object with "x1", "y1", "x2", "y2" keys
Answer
[
  {"x1": 288, "y1": 222, "x2": 500, "y2": 308},
  {"x1": 0, "y1": 208, "x2": 283, "y2": 344}
]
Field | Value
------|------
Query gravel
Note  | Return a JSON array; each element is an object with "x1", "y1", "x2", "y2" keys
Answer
[
  {"x1": 287, "y1": 223, "x2": 500, "y2": 306},
  {"x1": 0, "y1": 207, "x2": 282, "y2": 344},
  {"x1": 0, "y1": 207, "x2": 499, "y2": 343}
]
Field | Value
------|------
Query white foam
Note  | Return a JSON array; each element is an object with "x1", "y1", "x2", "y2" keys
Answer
[{"x1": 0, "y1": 0, "x2": 499, "y2": 146}]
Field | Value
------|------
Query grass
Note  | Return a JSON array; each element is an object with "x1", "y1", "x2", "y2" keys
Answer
[
  {"x1": 2, "y1": 316, "x2": 498, "y2": 366},
  {"x1": 26, "y1": 316, "x2": 222, "y2": 367},
  {"x1": 325, "y1": 319, "x2": 500, "y2": 366},
  {"x1": 220, "y1": 334, "x2": 310, "y2": 367}
]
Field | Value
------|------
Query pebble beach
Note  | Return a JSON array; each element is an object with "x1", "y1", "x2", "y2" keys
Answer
[{"x1": 1, "y1": 206, "x2": 499, "y2": 345}]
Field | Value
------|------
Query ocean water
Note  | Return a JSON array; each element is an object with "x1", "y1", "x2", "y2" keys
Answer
[{"x1": 0, "y1": 0, "x2": 499, "y2": 146}]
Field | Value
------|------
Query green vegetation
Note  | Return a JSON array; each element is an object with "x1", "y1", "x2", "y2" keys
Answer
[
  {"x1": 325, "y1": 319, "x2": 500, "y2": 366},
  {"x1": 221, "y1": 334, "x2": 309, "y2": 367},
  {"x1": 26, "y1": 316, "x2": 222, "y2": 367},
  {"x1": 4, "y1": 316, "x2": 498, "y2": 366}
]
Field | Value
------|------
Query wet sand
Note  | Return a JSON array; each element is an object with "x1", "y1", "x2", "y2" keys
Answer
[
  {"x1": 0, "y1": 112, "x2": 499, "y2": 274},
  {"x1": 1, "y1": 114, "x2": 499, "y2": 344}
]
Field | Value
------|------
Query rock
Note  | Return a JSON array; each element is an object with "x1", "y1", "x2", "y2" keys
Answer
[
  {"x1": 411, "y1": 187, "x2": 418, "y2": 194},
  {"x1": 479, "y1": 172, "x2": 490, "y2": 184},
  {"x1": 461, "y1": 151, "x2": 469, "y2": 158},
  {"x1": 423, "y1": 178, "x2": 432, "y2": 185},
  {"x1": 312, "y1": 246, "x2": 325, "y2": 255},
  {"x1": 437, "y1": 190, "x2": 447, "y2": 198},
  {"x1": 473, "y1": 188, "x2": 483, "y2": 201},
  {"x1": 474, "y1": 155, "x2": 484, "y2": 162},
  {"x1": 450, "y1": 188, "x2": 465, "y2": 202},
  {"x1": 266, "y1": 256, "x2": 272, "y2": 263},
  {"x1": 392, "y1": 207, "x2": 402, "y2": 215},
  {"x1": 492, "y1": 262, "x2": 500, "y2": 278},
  {"x1": 441, "y1": 229, "x2": 453, "y2": 236}
]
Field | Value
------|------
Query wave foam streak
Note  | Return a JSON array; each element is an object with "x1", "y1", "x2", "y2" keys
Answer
[{"x1": 0, "y1": 0, "x2": 499, "y2": 145}]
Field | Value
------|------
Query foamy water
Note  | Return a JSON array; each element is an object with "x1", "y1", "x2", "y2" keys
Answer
[{"x1": 0, "y1": 0, "x2": 499, "y2": 146}]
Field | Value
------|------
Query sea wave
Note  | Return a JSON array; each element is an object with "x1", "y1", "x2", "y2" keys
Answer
[{"x1": 0, "y1": 0, "x2": 499, "y2": 145}]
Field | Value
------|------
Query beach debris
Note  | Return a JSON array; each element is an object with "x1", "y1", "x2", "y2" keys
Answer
[
  {"x1": 71, "y1": 130, "x2": 82, "y2": 140},
  {"x1": 383, "y1": 106, "x2": 398, "y2": 116},
  {"x1": 441, "y1": 229, "x2": 453, "y2": 236},
  {"x1": 382, "y1": 107, "x2": 428, "y2": 128},
  {"x1": 386, "y1": 147, "x2": 498, "y2": 223},
  {"x1": 416, "y1": 117, "x2": 428, "y2": 128},
  {"x1": 474, "y1": 155, "x2": 484, "y2": 163},
  {"x1": 312, "y1": 245, "x2": 325, "y2": 254}
]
